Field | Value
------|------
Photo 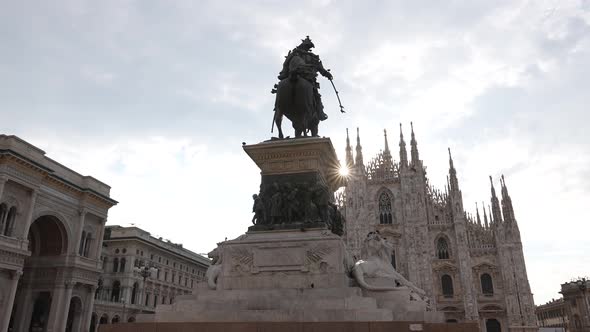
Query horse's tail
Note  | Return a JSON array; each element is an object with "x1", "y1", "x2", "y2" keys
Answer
[{"x1": 352, "y1": 265, "x2": 396, "y2": 291}]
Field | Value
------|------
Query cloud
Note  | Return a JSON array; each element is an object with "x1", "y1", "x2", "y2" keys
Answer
[{"x1": 1, "y1": 0, "x2": 589, "y2": 305}]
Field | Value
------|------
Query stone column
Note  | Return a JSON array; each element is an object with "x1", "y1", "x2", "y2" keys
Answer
[
  {"x1": 74, "y1": 210, "x2": 87, "y2": 256},
  {"x1": 46, "y1": 281, "x2": 74, "y2": 332},
  {"x1": 0, "y1": 176, "x2": 7, "y2": 199},
  {"x1": 22, "y1": 189, "x2": 38, "y2": 238},
  {"x1": 0, "y1": 270, "x2": 22, "y2": 332},
  {"x1": 94, "y1": 218, "x2": 106, "y2": 260},
  {"x1": 82, "y1": 285, "x2": 97, "y2": 332},
  {"x1": 11, "y1": 286, "x2": 34, "y2": 332}
]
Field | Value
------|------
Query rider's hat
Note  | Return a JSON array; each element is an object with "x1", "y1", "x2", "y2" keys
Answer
[{"x1": 299, "y1": 36, "x2": 315, "y2": 49}]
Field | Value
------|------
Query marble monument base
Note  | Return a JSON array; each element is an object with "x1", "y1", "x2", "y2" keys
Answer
[{"x1": 134, "y1": 229, "x2": 444, "y2": 324}]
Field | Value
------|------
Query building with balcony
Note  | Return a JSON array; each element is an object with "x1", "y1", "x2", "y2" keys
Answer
[
  {"x1": 91, "y1": 225, "x2": 209, "y2": 331},
  {"x1": 535, "y1": 298, "x2": 566, "y2": 328},
  {"x1": 560, "y1": 278, "x2": 590, "y2": 332},
  {"x1": 0, "y1": 135, "x2": 117, "y2": 332}
]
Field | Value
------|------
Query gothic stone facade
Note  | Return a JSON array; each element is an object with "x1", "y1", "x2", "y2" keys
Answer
[
  {"x1": 0, "y1": 135, "x2": 116, "y2": 332},
  {"x1": 341, "y1": 125, "x2": 536, "y2": 332},
  {"x1": 92, "y1": 225, "x2": 209, "y2": 331}
]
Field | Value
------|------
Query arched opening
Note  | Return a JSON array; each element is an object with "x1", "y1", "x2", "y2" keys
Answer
[
  {"x1": 441, "y1": 274, "x2": 454, "y2": 297},
  {"x1": 378, "y1": 191, "x2": 393, "y2": 224},
  {"x1": 90, "y1": 313, "x2": 98, "y2": 332},
  {"x1": 485, "y1": 318, "x2": 501, "y2": 332},
  {"x1": 83, "y1": 232, "x2": 92, "y2": 257},
  {"x1": 131, "y1": 282, "x2": 139, "y2": 304},
  {"x1": 99, "y1": 314, "x2": 109, "y2": 324},
  {"x1": 113, "y1": 257, "x2": 119, "y2": 273},
  {"x1": 0, "y1": 203, "x2": 7, "y2": 232},
  {"x1": 111, "y1": 315, "x2": 120, "y2": 324},
  {"x1": 119, "y1": 257, "x2": 126, "y2": 273},
  {"x1": 128, "y1": 316, "x2": 136, "y2": 323},
  {"x1": 481, "y1": 273, "x2": 494, "y2": 295},
  {"x1": 3, "y1": 206, "x2": 17, "y2": 236},
  {"x1": 111, "y1": 280, "x2": 121, "y2": 302},
  {"x1": 436, "y1": 237, "x2": 450, "y2": 259},
  {"x1": 79, "y1": 231, "x2": 86, "y2": 255},
  {"x1": 29, "y1": 292, "x2": 51, "y2": 331},
  {"x1": 28, "y1": 215, "x2": 68, "y2": 256},
  {"x1": 65, "y1": 296, "x2": 83, "y2": 332}
]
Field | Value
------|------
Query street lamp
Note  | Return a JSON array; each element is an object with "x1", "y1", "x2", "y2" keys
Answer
[{"x1": 133, "y1": 262, "x2": 157, "y2": 309}]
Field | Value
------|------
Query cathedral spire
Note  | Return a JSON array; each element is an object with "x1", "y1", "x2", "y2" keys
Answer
[
  {"x1": 383, "y1": 129, "x2": 392, "y2": 161},
  {"x1": 345, "y1": 128, "x2": 354, "y2": 169},
  {"x1": 490, "y1": 176, "x2": 503, "y2": 224},
  {"x1": 410, "y1": 122, "x2": 420, "y2": 165},
  {"x1": 448, "y1": 148, "x2": 460, "y2": 193},
  {"x1": 399, "y1": 123, "x2": 408, "y2": 167},
  {"x1": 355, "y1": 127, "x2": 364, "y2": 169},
  {"x1": 476, "y1": 202, "x2": 482, "y2": 226},
  {"x1": 483, "y1": 201, "x2": 489, "y2": 228},
  {"x1": 500, "y1": 175, "x2": 516, "y2": 223}
]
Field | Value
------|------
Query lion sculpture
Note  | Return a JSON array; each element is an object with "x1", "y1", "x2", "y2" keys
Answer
[{"x1": 352, "y1": 231, "x2": 428, "y2": 301}]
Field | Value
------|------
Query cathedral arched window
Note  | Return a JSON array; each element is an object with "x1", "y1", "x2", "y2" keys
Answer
[
  {"x1": 113, "y1": 258, "x2": 119, "y2": 273},
  {"x1": 481, "y1": 273, "x2": 494, "y2": 295},
  {"x1": 111, "y1": 280, "x2": 121, "y2": 302},
  {"x1": 436, "y1": 237, "x2": 450, "y2": 259},
  {"x1": 441, "y1": 274, "x2": 454, "y2": 297},
  {"x1": 378, "y1": 191, "x2": 393, "y2": 224}
]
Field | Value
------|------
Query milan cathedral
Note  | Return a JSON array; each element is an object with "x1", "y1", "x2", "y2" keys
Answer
[{"x1": 341, "y1": 124, "x2": 537, "y2": 332}]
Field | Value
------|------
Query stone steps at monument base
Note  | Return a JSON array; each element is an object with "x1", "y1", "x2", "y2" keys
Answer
[
  {"x1": 185, "y1": 286, "x2": 364, "y2": 300},
  {"x1": 154, "y1": 308, "x2": 395, "y2": 322},
  {"x1": 169, "y1": 294, "x2": 378, "y2": 312}
]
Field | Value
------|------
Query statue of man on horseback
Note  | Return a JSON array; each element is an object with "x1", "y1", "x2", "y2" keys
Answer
[{"x1": 272, "y1": 36, "x2": 343, "y2": 138}]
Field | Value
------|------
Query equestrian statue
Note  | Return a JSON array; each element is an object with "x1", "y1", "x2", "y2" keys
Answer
[{"x1": 271, "y1": 36, "x2": 344, "y2": 138}]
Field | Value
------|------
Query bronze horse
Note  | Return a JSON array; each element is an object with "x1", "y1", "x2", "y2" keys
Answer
[{"x1": 272, "y1": 74, "x2": 319, "y2": 139}]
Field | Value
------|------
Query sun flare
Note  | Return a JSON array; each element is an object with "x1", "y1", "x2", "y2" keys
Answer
[{"x1": 338, "y1": 165, "x2": 350, "y2": 177}]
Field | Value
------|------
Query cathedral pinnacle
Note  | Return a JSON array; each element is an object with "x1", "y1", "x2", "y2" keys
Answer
[
  {"x1": 500, "y1": 175, "x2": 516, "y2": 223},
  {"x1": 383, "y1": 129, "x2": 392, "y2": 160},
  {"x1": 483, "y1": 201, "x2": 489, "y2": 228},
  {"x1": 410, "y1": 122, "x2": 420, "y2": 165},
  {"x1": 476, "y1": 202, "x2": 482, "y2": 226},
  {"x1": 345, "y1": 128, "x2": 354, "y2": 168},
  {"x1": 490, "y1": 176, "x2": 503, "y2": 224},
  {"x1": 448, "y1": 148, "x2": 459, "y2": 193},
  {"x1": 355, "y1": 127, "x2": 364, "y2": 169},
  {"x1": 399, "y1": 123, "x2": 408, "y2": 167}
]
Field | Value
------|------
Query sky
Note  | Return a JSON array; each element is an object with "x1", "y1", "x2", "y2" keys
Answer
[{"x1": 1, "y1": 0, "x2": 589, "y2": 305}]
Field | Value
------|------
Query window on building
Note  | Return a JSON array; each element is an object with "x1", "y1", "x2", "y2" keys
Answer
[
  {"x1": 391, "y1": 250, "x2": 396, "y2": 270},
  {"x1": 191, "y1": 279, "x2": 194, "y2": 288},
  {"x1": 165, "y1": 271, "x2": 168, "y2": 281},
  {"x1": 481, "y1": 273, "x2": 494, "y2": 295},
  {"x1": 79, "y1": 231, "x2": 86, "y2": 255},
  {"x1": 184, "y1": 277, "x2": 188, "y2": 286},
  {"x1": 145, "y1": 293, "x2": 150, "y2": 306},
  {"x1": 119, "y1": 258, "x2": 126, "y2": 273},
  {"x1": 162, "y1": 296, "x2": 166, "y2": 304},
  {"x1": 178, "y1": 275, "x2": 181, "y2": 284},
  {"x1": 157, "y1": 269, "x2": 161, "y2": 280},
  {"x1": 122, "y1": 248, "x2": 127, "y2": 254},
  {"x1": 172, "y1": 273, "x2": 175, "y2": 283},
  {"x1": 154, "y1": 295, "x2": 158, "y2": 308},
  {"x1": 83, "y1": 233, "x2": 92, "y2": 257},
  {"x1": 113, "y1": 258, "x2": 119, "y2": 273},
  {"x1": 436, "y1": 237, "x2": 450, "y2": 259},
  {"x1": 131, "y1": 282, "x2": 139, "y2": 304},
  {"x1": 1, "y1": 206, "x2": 17, "y2": 236},
  {"x1": 378, "y1": 191, "x2": 393, "y2": 224},
  {"x1": 151, "y1": 254, "x2": 154, "y2": 260},
  {"x1": 441, "y1": 274, "x2": 454, "y2": 297},
  {"x1": 115, "y1": 249, "x2": 119, "y2": 254},
  {"x1": 111, "y1": 281, "x2": 121, "y2": 302}
]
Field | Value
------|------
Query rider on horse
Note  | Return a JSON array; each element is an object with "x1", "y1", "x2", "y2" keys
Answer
[
  {"x1": 278, "y1": 36, "x2": 333, "y2": 122},
  {"x1": 272, "y1": 36, "x2": 334, "y2": 138}
]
